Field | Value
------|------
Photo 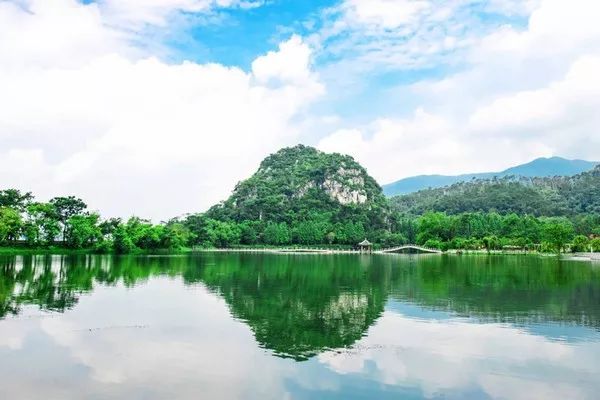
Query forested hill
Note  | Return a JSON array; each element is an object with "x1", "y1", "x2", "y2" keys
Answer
[
  {"x1": 1, "y1": 146, "x2": 600, "y2": 251},
  {"x1": 383, "y1": 157, "x2": 598, "y2": 196},
  {"x1": 205, "y1": 145, "x2": 390, "y2": 241},
  {"x1": 390, "y1": 165, "x2": 600, "y2": 216}
]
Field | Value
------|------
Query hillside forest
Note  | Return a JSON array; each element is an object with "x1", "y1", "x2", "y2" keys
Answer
[{"x1": 1, "y1": 146, "x2": 600, "y2": 254}]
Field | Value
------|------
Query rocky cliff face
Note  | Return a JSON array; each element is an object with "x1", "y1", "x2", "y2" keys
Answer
[
  {"x1": 207, "y1": 145, "x2": 389, "y2": 224},
  {"x1": 323, "y1": 173, "x2": 367, "y2": 205},
  {"x1": 292, "y1": 166, "x2": 368, "y2": 205}
]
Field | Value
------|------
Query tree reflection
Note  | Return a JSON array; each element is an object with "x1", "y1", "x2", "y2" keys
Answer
[
  {"x1": 1, "y1": 253, "x2": 600, "y2": 361},
  {"x1": 199, "y1": 254, "x2": 388, "y2": 360},
  {"x1": 389, "y1": 255, "x2": 600, "y2": 328}
]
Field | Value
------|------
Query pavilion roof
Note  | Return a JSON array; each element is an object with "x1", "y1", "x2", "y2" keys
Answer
[{"x1": 358, "y1": 239, "x2": 372, "y2": 246}]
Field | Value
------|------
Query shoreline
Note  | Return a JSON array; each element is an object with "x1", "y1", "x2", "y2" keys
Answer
[
  {"x1": 1, "y1": 247, "x2": 598, "y2": 261},
  {"x1": 192, "y1": 247, "x2": 600, "y2": 260}
]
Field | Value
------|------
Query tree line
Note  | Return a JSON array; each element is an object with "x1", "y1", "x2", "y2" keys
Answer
[
  {"x1": 0, "y1": 189, "x2": 189, "y2": 253},
  {"x1": 399, "y1": 211, "x2": 600, "y2": 253},
  {"x1": 1, "y1": 188, "x2": 599, "y2": 253}
]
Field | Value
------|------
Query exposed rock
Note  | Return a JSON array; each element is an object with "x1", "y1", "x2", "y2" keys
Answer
[
  {"x1": 206, "y1": 144, "x2": 389, "y2": 223},
  {"x1": 322, "y1": 178, "x2": 367, "y2": 205}
]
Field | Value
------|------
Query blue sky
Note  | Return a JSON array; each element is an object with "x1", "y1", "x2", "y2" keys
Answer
[
  {"x1": 171, "y1": 0, "x2": 340, "y2": 67},
  {"x1": 0, "y1": 0, "x2": 599, "y2": 219},
  {"x1": 161, "y1": 0, "x2": 531, "y2": 119},
  {"x1": 162, "y1": 1, "x2": 528, "y2": 66}
]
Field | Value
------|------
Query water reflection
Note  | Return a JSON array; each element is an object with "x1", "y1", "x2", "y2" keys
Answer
[
  {"x1": 318, "y1": 310, "x2": 600, "y2": 400},
  {"x1": 198, "y1": 254, "x2": 388, "y2": 360},
  {"x1": 1, "y1": 254, "x2": 600, "y2": 399},
  {"x1": 387, "y1": 255, "x2": 600, "y2": 329}
]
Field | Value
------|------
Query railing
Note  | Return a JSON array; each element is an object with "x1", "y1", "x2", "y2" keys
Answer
[
  {"x1": 378, "y1": 245, "x2": 443, "y2": 254},
  {"x1": 193, "y1": 245, "x2": 444, "y2": 254}
]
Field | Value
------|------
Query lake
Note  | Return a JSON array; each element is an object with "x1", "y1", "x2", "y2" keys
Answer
[{"x1": 1, "y1": 253, "x2": 599, "y2": 399}]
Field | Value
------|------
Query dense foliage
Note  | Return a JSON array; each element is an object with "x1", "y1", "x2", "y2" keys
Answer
[
  {"x1": 1, "y1": 147, "x2": 599, "y2": 253},
  {"x1": 400, "y1": 211, "x2": 600, "y2": 253},
  {"x1": 0, "y1": 189, "x2": 189, "y2": 253},
  {"x1": 382, "y1": 156, "x2": 598, "y2": 196},
  {"x1": 390, "y1": 165, "x2": 600, "y2": 216},
  {"x1": 202, "y1": 145, "x2": 390, "y2": 245}
]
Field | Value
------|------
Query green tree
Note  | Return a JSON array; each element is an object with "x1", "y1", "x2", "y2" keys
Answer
[
  {"x1": 204, "y1": 219, "x2": 241, "y2": 248},
  {"x1": 293, "y1": 220, "x2": 326, "y2": 245},
  {"x1": 22, "y1": 221, "x2": 40, "y2": 246},
  {"x1": 264, "y1": 222, "x2": 291, "y2": 245},
  {"x1": 520, "y1": 215, "x2": 542, "y2": 244},
  {"x1": 113, "y1": 224, "x2": 135, "y2": 254},
  {"x1": 183, "y1": 214, "x2": 212, "y2": 246},
  {"x1": 122, "y1": 217, "x2": 162, "y2": 250},
  {"x1": 571, "y1": 235, "x2": 591, "y2": 253},
  {"x1": 0, "y1": 207, "x2": 22, "y2": 243},
  {"x1": 50, "y1": 196, "x2": 87, "y2": 241},
  {"x1": 591, "y1": 238, "x2": 600, "y2": 252},
  {"x1": 66, "y1": 214, "x2": 102, "y2": 248},
  {"x1": 542, "y1": 218, "x2": 575, "y2": 254},
  {"x1": 380, "y1": 232, "x2": 407, "y2": 247},
  {"x1": 393, "y1": 217, "x2": 417, "y2": 244},
  {"x1": 239, "y1": 221, "x2": 261, "y2": 245},
  {"x1": 99, "y1": 218, "x2": 122, "y2": 237},
  {"x1": 333, "y1": 222, "x2": 365, "y2": 245},
  {"x1": 325, "y1": 231, "x2": 336, "y2": 244},
  {"x1": 0, "y1": 189, "x2": 34, "y2": 211},
  {"x1": 424, "y1": 239, "x2": 443, "y2": 250},
  {"x1": 161, "y1": 223, "x2": 190, "y2": 250},
  {"x1": 25, "y1": 202, "x2": 61, "y2": 245},
  {"x1": 482, "y1": 235, "x2": 500, "y2": 252},
  {"x1": 416, "y1": 212, "x2": 454, "y2": 245}
]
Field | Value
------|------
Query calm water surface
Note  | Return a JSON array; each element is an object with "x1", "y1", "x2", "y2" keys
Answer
[{"x1": 1, "y1": 253, "x2": 599, "y2": 399}]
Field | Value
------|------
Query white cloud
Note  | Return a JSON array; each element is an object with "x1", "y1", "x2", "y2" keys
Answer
[
  {"x1": 0, "y1": 0, "x2": 323, "y2": 220},
  {"x1": 2, "y1": 0, "x2": 600, "y2": 218},
  {"x1": 318, "y1": 108, "x2": 552, "y2": 183},
  {"x1": 469, "y1": 56, "x2": 600, "y2": 136},
  {"x1": 314, "y1": 0, "x2": 489, "y2": 74},
  {"x1": 0, "y1": 279, "x2": 294, "y2": 399},
  {"x1": 252, "y1": 35, "x2": 318, "y2": 86},
  {"x1": 342, "y1": 0, "x2": 431, "y2": 29},
  {"x1": 0, "y1": 0, "x2": 131, "y2": 70},
  {"x1": 485, "y1": 0, "x2": 540, "y2": 16},
  {"x1": 319, "y1": 311, "x2": 600, "y2": 399},
  {"x1": 318, "y1": 0, "x2": 600, "y2": 182},
  {"x1": 97, "y1": 0, "x2": 265, "y2": 27}
]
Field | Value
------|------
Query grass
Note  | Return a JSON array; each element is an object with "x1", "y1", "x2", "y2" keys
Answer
[
  {"x1": 0, "y1": 246, "x2": 96, "y2": 255},
  {"x1": 0, "y1": 246, "x2": 189, "y2": 256}
]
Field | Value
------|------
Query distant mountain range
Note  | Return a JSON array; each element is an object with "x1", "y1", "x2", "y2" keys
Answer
[
  {"x1": 389, "y1": 164, "x2": 600, "y2": 217},
  {"x1": 382, "y1": 157, "x2": 599, "y2": 196}
]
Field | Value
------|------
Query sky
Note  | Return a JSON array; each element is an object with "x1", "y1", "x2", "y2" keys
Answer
[{"x1": 1, "y1": 0, "x2": 599, "y2": 220}]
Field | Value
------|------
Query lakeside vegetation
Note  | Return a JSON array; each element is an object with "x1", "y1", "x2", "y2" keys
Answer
[{"x1": 1, "y1": 146, "x2": 600, "y2": 255}]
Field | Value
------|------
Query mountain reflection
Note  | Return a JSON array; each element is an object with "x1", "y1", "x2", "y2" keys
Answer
[
  {"x1": 198, "y1": 254, "x2": 388, "y2": 360},
  {"x1": 1, "y1": 253, "x2": 600, "y2": 361}
]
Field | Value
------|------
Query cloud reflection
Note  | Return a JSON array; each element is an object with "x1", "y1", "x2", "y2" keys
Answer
[{"x1": 319, "y1": 310, "x2": 600, "y2": 399}]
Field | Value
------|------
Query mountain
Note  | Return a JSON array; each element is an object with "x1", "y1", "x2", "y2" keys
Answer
[
  {"x1": 390, "y1": 164, "x2": 600, "y2": 217},
  {"x1": 206, "y1": 145, "x2": 389, "y2": 236},
  {"x1": 382, "y1": 157, "x2": 598, "y2": 196}
]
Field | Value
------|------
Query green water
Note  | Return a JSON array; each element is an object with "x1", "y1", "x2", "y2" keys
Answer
[{"x1": 1, "y1": 253, "x2": 599, "y2": 399}]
